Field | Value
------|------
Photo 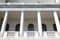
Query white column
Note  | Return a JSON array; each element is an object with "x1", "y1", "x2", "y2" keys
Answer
[
  {"x1": 1, "y1": 11, "x2": 8, "y2": 34},
  {"x1": 56, "y1": 0, "x2": 59, "y2": 3},
  {"x1": 37, "y1": 11, "x2": 42, "y2": 36},
  {"x1": 53, "y1": 11, "x2": 60, "y2": 33},
  {"x1": 20, "y1": 11, "x2": 24, "y2": 36}
]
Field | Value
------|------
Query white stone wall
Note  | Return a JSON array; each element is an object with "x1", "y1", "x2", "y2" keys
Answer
[
  {"x1": 7, "y1": 19, "x2": 20, "y2": 31},
  {"x1": 42, "y1": 18, "x2": 55, "y2": 31},
  {"x1": 7, "y1": 18, "x2": 55, "y2": 31},
  {"x1": 23, "y1": 18, "x2": 38, "y2": 31}
]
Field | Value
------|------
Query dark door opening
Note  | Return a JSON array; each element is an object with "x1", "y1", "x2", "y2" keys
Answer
[
  {"x1": 42, "y1": 24, "x2": 47, "y2": 31},
  {"x1": 53, "y1": 24, "x2": 57, "y2": 31},
  {"x1": 28, "y1": 24, "x2": 34, "y2": 31},
  {"x1": 15, "y1": 24, "x2": 20, "y2": 31},
  {"x1": 5, "y1": 24, "x2": 9, "y2": 31}
]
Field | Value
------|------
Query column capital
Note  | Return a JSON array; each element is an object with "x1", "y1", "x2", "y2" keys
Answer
[
  {"x1": 37, "y1": 11, "x2": 40, "y2": 12},
  {"x1": 21, "y1": 11, "x2": 24, "y2": 13}
]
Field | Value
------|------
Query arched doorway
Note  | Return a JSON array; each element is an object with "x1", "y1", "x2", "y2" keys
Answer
[
  {"x1": 42, "y1": 24, "x2": 47, "y2": 31},
  {"x1": 5, "y1": 24, "x2": 9, "y2": 31},
  {"x1": 28, "y1": 24, "x2": 34, "y2": 31},
  {"x1": 15, "y1": 24, "x2": 20, "y2": 31},
  {"x1": 53, "y1": 24, "x2": 57, "y2": 31}
]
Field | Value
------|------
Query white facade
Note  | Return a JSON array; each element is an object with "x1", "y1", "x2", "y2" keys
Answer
[{"x1": 0, "y1": 0, "x2": 60, "y2": 40}]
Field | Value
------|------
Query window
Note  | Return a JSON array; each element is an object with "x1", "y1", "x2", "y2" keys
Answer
[
  {"x1": 15, "y1": 24, "x2": 20, "y2": 31},
  {"x1": 28, "y1": 24, "x2": 34, "y2": 31},
  {"x1": 5, "y1": 24, "x2": 9, "y2": 31},
  {"x1": 42, "y1": 24, "x2": 47, "y2": 31},
  {"x1": 53, "y1": 24, "x2": 57, "y2": 31}
]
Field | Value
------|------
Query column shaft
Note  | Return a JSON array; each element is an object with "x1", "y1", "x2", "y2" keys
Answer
[
  {"x1": 56, "y1": 0, "x2": 59, "y2": 3},
  {"x1": 53, "y1": 11, "x2": 60, "y2": 33},
  {"x1": 1, "y1": 11, "x2": 8, "y2": 34},
  {"x1": 20, "y1": 11, "x2": 24, "y2": 36},
  {"x1": 37, "y1": 11, "x2": 42, "y2": 36}
]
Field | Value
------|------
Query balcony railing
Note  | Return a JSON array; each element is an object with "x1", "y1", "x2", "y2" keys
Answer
[
  {"x1": 0, "y1": 31, "x2": 59, "y2": 37},
  {"x1": 24, "y1": 31, "x2": 38, "y2": 37},
  {"x1": 7, "y1": 31, "x2": 15, "y2": 37},
  {"x1": 43, "y1": 31, "x2": 59, "y2": 37},
  {"x1": 3, "y1": 31, "x2": 19, "y2": 37}
]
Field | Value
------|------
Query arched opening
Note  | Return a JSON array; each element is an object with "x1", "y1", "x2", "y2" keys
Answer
[
  {"x1": 42, "y1": 24, "x2": 47, "y2": 31},
  {"x1": 28, "y1": 24, "x2": 34, "y2": 31},
  {"x1": 15, "y1": 24, "x2": 20, "y2": 31},
  {"x1": 5, "y1": 24, "x2": 9, "y2": 31},
  {"x1": 53, "y1": 24, "x2": 57, "y2": 31}
]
